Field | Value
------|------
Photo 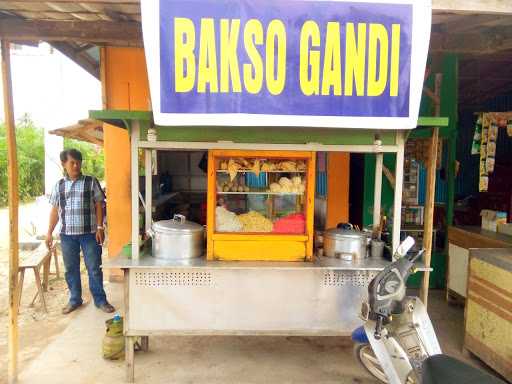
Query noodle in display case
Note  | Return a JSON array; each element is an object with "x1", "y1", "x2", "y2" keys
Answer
[{"x1": 207, "y1": 150, "x2": 316, "y2": 261}]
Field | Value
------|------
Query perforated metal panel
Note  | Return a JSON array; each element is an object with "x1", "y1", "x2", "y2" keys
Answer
[
  {"x1": 134, "y1": 271, "x2": 213, "y2": 287},
  {"x1": 323, "y1": 271, "x2": 377, "y2": 287}
]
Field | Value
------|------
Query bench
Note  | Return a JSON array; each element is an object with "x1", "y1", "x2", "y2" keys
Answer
[{"x1": 17, "y1": 243, "x2": 58, "y2": 313}]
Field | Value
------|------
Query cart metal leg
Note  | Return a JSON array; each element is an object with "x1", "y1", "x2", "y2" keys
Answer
[
  {"x1": 126, "y1": 336, "x2": 135, "y2": 383},
  {"x1": 141, "y1": 336, "x2": 149, "y2": 352}
]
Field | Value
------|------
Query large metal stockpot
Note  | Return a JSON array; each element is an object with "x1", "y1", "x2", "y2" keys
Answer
[
  {"x1": 323, "y1": 226, "x2": 369, "y2": 261},
  {"x1": 150, "y1": 215, "x2": 204, "y2": 260}
]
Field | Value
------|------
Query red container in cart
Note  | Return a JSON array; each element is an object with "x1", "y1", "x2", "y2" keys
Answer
[{"x1": 273, "y1": 213, "x2": 306, "y2": 234}]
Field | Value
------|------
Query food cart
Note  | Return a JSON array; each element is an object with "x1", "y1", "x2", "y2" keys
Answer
[
  {"x1": 96, "y1": 0, "x2": 440, "y2": 381},
  {"x1": 96, "y1": 111, "x2": 446, "y2": 382}
]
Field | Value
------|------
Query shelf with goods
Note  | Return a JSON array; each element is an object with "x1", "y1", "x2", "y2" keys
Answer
[{"x1": 207, "y1": 149, "x2": 316, "y2": 261}]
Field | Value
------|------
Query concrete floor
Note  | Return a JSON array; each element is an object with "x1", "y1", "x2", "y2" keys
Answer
[{"x1": 17, "y1": 286, "x2": 484, "y2": 384}]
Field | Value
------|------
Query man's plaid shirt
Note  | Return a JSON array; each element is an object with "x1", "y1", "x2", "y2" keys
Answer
[{"x1": 49, "y1": 174, "x2": 105, "y2": 235}]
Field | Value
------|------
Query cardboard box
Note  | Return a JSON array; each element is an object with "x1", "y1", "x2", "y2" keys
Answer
[
  {"x1": 481, "y1": 210, "x2": 507, "y2": 232},
  {"x1": 497, "y1": 223, "x2": 512, "y2": 237}
]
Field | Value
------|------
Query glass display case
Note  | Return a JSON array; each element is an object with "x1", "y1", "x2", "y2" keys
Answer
[{"x1": 207, "y1": 150, "x2": 316, "y2": 261}]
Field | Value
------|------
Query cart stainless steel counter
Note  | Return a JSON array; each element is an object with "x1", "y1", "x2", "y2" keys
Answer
[
  {"x1": 103, "y1": 254, "x2": 431, "y2": 379},
  {"x1": 90, "y1": 110, "x2": 446, "y2": 382}
]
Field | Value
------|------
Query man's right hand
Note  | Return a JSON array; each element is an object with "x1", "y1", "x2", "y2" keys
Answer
[{"x1": 46, "y1": 232, "x2": 53, "y2": 249}]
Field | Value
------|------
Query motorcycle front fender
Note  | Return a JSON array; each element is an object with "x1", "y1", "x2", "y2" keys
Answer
[
  {"x1": 351, "y1": 326, "x2": 369, "y2": 344},
  {"x1": 364, "y1": 321, "x2": 412, "y2": 384}
]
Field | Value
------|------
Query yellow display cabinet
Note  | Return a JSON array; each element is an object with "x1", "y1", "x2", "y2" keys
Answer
[{"x1": 207, "y1": 150, "x2": 316, "y2": 261}]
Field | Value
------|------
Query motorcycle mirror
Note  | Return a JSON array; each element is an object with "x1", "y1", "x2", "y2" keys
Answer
[{"x1": 395, "y1": 236, "x2": 415, "y2": 258}]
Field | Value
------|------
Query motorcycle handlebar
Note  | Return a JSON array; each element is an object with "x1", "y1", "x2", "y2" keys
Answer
[{"x1": 408, "y1": 248, "x2": 425, "y2": 263}]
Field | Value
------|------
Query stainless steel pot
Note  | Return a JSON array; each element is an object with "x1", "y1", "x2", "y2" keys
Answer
[
  {"x1": 323, "y1": 225, "x2": 369, "y2": 261},
  {"x1": 149, "y1": 214, "x2": 204, "y2": 260}
]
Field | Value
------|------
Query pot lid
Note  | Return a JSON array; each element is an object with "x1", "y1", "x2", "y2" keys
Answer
[
  {"x1": 324, "y1": 227, "x2": 368, "y2": 240},
  {"x1": 153, "y1": 215, "x2": 204, "y2": 234}
]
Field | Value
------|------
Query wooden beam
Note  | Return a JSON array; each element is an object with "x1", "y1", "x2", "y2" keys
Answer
[
  {"x1": 2, "y1": 39, "x2": 19, "y2": 384},
  {"x1": 430, "y1": 29, "x2": 512, "y2": 54},
  {"x1": 8, "y1": 0, "x2": 138, "y2": 3},
  {"x1": 50, "y1": 42, "x2": 100, "y2": 79},
  {"x1": 9, "y1": 0, "x2": 512, "y2": 14},
  {"x1": 432, "y1": 0, "x2": 512, "y2": 15},
  {"x1": 460, "y1": 78, "x2": 512, "y2": 104},
  {"x1": 439, "y1": 15, "x2": 512, "y2": 34},
  {"x1": 0, "y1": 19, "x2": 142, "y2": 46},
  {"x1": 420, "y1": 74, "x2": 442, "y2": 308},
  {"x1": 5, "y1": 0, "x2": 511, "y2": 15}
]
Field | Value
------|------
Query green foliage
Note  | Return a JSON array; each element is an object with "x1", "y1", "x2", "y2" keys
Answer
[
  {"x1": 0, "y1": 115, "x2": 105, "y2": 207},
  {"x1": 0, "y1": 115, "x2": 45, "y2": 206},
  {"x1": 63, "y1": 138, "x2": 105, "y2": 180}
]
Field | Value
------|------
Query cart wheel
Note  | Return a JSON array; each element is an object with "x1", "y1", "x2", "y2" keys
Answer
[{"x1": 354, "y1": 343, "x2": 389, "y2": 383}]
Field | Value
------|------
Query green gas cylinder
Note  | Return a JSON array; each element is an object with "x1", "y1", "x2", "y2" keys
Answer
[{"x1": 102, "y1": 314, "x2": 125, "y2": 360}]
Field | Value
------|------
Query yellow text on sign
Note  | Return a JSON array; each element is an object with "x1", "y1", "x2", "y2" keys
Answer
[
  {"x1": 299, "y1": 21, "x2": 401, "y2": 97},
  {"x1": 173, "y1": 17, "x2": 402, "y2": 97},
  {"x1": 174, "y1": 17, "x2": 287, "y2": 95}
]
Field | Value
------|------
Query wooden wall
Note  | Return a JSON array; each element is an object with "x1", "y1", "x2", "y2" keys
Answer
[{"x1": 101, "y1": 47, "x2": 149, "y2": 277}]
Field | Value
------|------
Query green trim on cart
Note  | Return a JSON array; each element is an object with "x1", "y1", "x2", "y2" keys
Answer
[
  {"x1": 88, "y1": 110, "x2": 448, "y2": 146},
  {"x1": 89, "y1": 109, "x2": 152, "y2": 129},
  {"x1": 416, "y1": 116, "x2": 449, "y2": 127},
  {"x1": 144, "y1": 126, "x2": 397, "y2": 145}
]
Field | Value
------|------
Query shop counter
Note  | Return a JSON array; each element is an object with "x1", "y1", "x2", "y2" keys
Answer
[
  {"x1": 447, "y1": 226, "x2": 512, "y2": 300},
  {"x1": 465, "y1": 248, "x2": 512, "y2": 381}
]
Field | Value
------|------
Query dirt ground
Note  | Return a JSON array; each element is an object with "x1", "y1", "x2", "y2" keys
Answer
[
  {"x1": 0, "y1": 204, "x2": 504, "y2": 384},
  {"x1": 0, "y1": 202, "x2": 94, "y2": 384},
  {"x1": 0, "y1": 245, "x2": 92, "y2": 384}
]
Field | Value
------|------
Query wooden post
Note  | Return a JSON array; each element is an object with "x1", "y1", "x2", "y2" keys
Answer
[
  {"x1": 126, "y1": 336, "x2": 135, "y2": 383},
  {"x1": 420, "y1": 74, "x2": 442, "y2": 306},
  {"x1": 446, "y1": 131, "x2": 457, "y2": 227},
  {"x1": 2, "y1": 39, "x2": 19, "y2": 384}
]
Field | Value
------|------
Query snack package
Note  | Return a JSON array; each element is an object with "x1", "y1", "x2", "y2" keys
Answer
[
  {"x1": 486, "y1": 157, "x2": 495, "y2": 173},
  {"x1": 480, "y1": 143, "x2": 487, "y2": 163},
  {"x1": 479, "y1": 160, "x2": 487, "y2": 175},
  {"x1": 487, "y1": 141, "x2": 497, "y2": 157},
  {"x1": 479, "y1": 175, "x2": 489, "y2": 192},
  {"x1": 471, "y1": 118, "x2": 482, "y2": 155},
  {"x1": 489, "y1": 123, "x2": 499, "y2": 141},
  {"x1": 481, "y1": 126, "x2": 488, "y2": 144}
]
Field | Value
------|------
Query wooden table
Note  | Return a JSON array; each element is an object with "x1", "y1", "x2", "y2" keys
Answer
[
  {"x1": 447, "y1": 226, "x2": 512, "y2": 301},
  {"x1": 465, "y1": 248, "x2": 512, "y2": 381},
  {"x1": 17, "y1": 243, "x2": 58, "y2": 313}
]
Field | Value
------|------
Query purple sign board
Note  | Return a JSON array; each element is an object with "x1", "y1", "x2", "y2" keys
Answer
[{"x1": 142, "y1": 0, "x2": 431, "y2": 129}]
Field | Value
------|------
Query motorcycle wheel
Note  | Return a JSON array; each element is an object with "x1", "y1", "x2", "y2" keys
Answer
[{"x1": 354, "y1": 343, "x2": 389, "y2": 383}]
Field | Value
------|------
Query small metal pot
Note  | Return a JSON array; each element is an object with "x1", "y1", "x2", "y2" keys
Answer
[
  {"x1": 149, "y1": 214, "x2": 204, "y2": 260},
  {"x1": 370, "y1": 239, "x2": 385, "y2": 258},
  {"x1": 323, "y1": 224, "x2": 369, "y2": 261}
]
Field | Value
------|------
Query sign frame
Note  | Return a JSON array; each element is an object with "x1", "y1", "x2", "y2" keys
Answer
[{"x1": 142, "y1": 0, "x2": 431, "y2": 129}]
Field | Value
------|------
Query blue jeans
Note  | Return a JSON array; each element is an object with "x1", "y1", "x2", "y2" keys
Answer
[{"x1": 60, "y1": 233, "x2": 107, "y2": 307}]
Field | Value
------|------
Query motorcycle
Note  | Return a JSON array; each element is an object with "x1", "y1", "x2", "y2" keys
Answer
[{"x1": 352, "y1": 237, "x2": 505, "y2": 384}]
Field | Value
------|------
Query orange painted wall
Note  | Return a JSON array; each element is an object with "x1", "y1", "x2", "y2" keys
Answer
[
  {"x1": 102, "y1": 47, "x2": 150, "y2": 266},
  {"x1": 326, "y1": 153, "x2": 350, "y2": 229}
]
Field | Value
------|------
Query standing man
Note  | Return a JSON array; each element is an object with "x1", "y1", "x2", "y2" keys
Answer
[{"x1": 46, "y1": 148, "x2": 115, "y2": 314}]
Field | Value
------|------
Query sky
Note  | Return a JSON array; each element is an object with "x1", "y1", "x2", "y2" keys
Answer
[
  {"x1": 0, "y1": 43, "x2": 102, "y2": 194},
  {"x1": 0, "y1": 43, "x2": 101, "y2": 130}
]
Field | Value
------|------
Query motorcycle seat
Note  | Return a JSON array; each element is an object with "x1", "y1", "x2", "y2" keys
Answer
[{"x1": 422, "y1": 354, "x2": 505, "y2": 384}]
